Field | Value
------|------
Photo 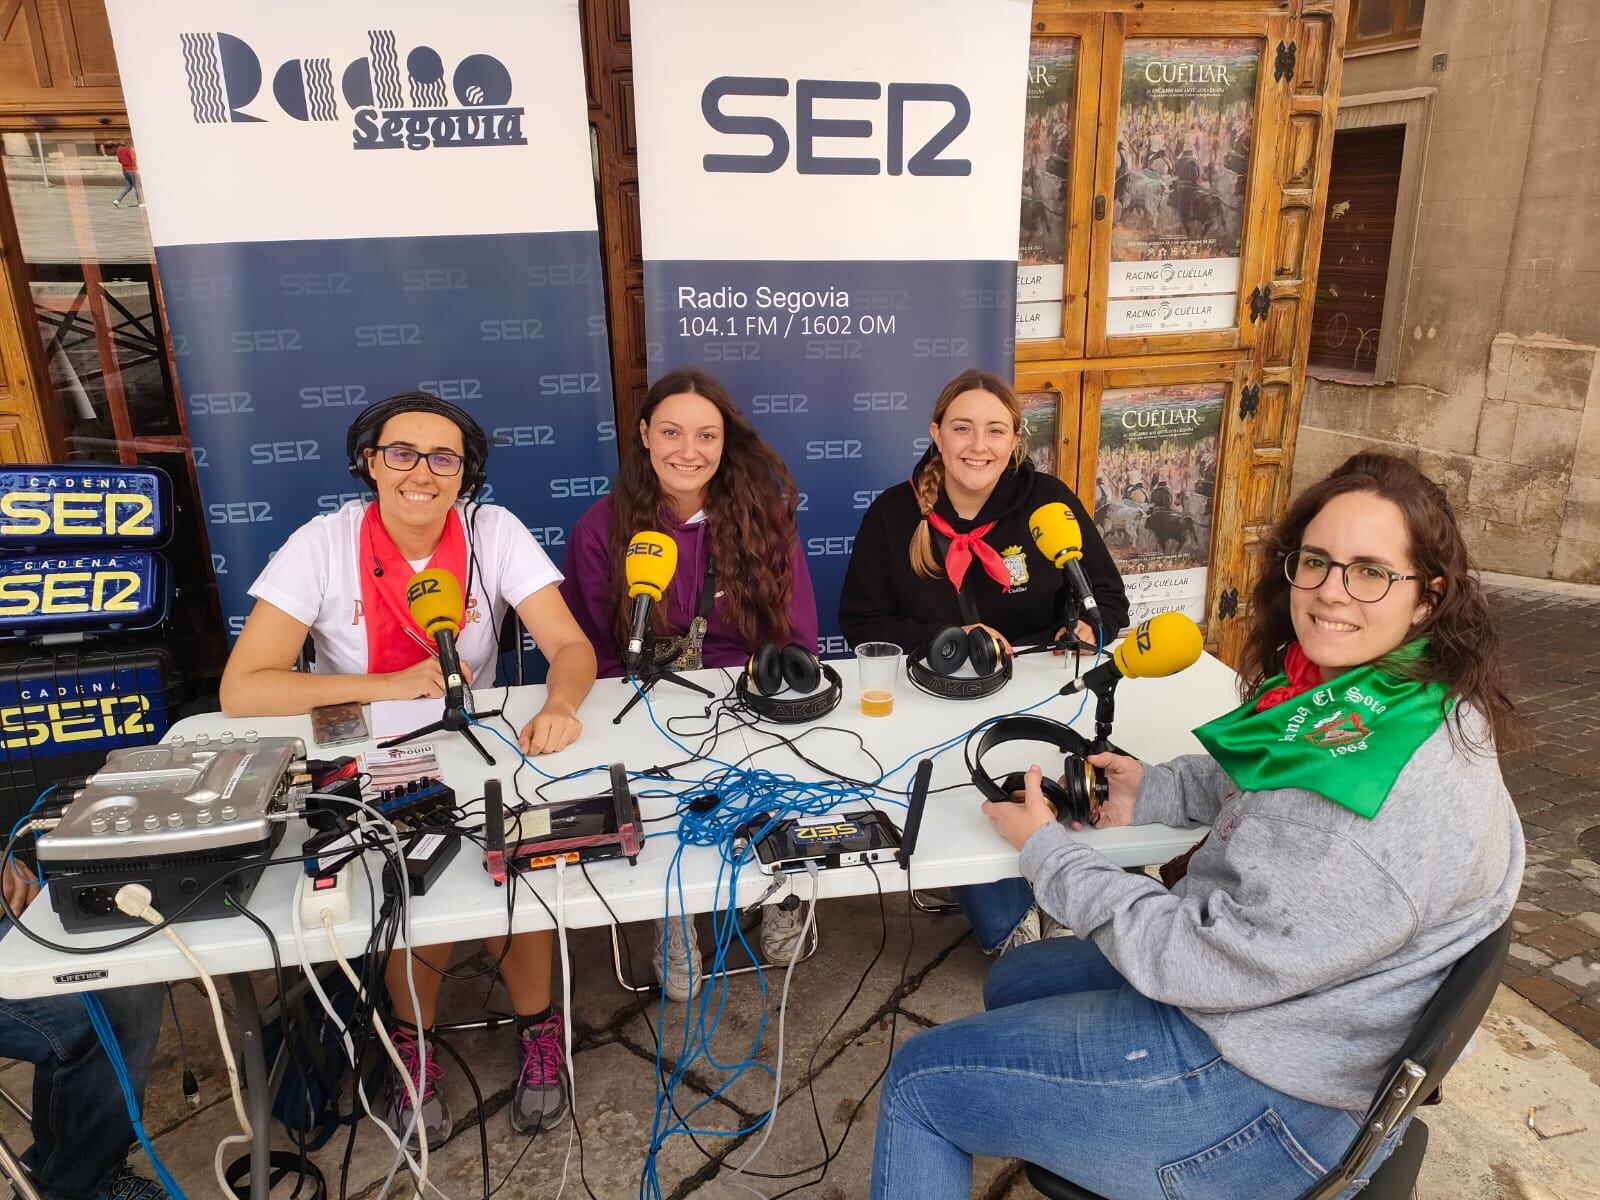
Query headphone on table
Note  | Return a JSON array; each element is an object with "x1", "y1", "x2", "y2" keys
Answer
[
  {"x1": 906, "y1": 625, "x2": 1012, "y2": 700},
  {"x1": 736, "y1": 642, "x2": 843, "y2": 724},
  {"x1": 346, "y1": 390, "x2": 491, "y2": 503},
  {"x1": 964, "y1": 715, "x2": 1107, "y2": 824}
]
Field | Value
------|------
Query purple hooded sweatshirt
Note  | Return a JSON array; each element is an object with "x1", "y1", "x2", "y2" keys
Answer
[{"x1": 560, "y1": 496, "x2": 819, "y2": 678}]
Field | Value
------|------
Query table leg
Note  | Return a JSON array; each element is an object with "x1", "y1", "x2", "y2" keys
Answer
[{"x1": 228, "y1": 974, "x2": 272, "y2": 1200}]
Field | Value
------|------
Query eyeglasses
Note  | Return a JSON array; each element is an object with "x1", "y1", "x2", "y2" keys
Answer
[
  {"x1": 371, "y1": 444, "x2": 464, "y2": 477},
  {"x1": 1283, "y1": 550, "x2": 1420, "y2": 603}
]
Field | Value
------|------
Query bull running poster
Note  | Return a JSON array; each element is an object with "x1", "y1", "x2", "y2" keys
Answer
[
  {"x1": 1017, "y1": 38, "x2": 1076, "y2": 344},
  {"x1": 1092, "y1": 384, "x2": 1222, "y2": 623},
  {"x1": 1108, "y1": 38, "x2": 1258, "y2": 337}
]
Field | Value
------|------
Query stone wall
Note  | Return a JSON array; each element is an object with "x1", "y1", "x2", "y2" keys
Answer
[{"x1": 1293, "y1": 0, "x2": 1600, "y2": 583}]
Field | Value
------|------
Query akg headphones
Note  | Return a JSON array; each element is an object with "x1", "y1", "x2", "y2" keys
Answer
[
  {"x1": 964, "y1": 715, "x2": 1107, "y2": 824},
  {"x1": 346, "y1": 390, "x2": 491, "y2": 503},
  {"x1": 907, "y1": 625, "x2": 1012, "y2": 700},
  {"x1": 736, "y1": 642, "x2": 843, "y2": 724}
]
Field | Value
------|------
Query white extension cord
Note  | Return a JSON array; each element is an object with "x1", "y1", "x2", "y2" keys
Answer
[{"x1": 113, "y1": 883, "x2": 252, "y2": 1198}]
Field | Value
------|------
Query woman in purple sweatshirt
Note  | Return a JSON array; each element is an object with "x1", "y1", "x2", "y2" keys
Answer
[
  {"x1": 561, "y1": 366, "x2": 817, "y2": 676},
  {"x1": 561, "y1": 367, "x2": 819, "y2": 997}
]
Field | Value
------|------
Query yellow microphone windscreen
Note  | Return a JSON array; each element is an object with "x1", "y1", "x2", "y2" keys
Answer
[
  {"x1": 406, "y1": 568, "x2": 464, "y2": 640},
  {"x1": 1028, "y1": 501, "x2": 1084, "y2": 567},
  {"x1": 625, "y1": 531, "x2": 678, "y2": 601},
  {"x1": 1113, "y1": 611, "x2": 1204, "y2": 680}
]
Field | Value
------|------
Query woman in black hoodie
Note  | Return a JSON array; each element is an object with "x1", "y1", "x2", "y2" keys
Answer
[{"x1": 839, "y1": 368, "x2": 1129, "y2": 952}]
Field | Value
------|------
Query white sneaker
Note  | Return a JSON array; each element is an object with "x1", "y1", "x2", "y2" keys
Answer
[
  {"x1": 760, "y1": 896, "x2": 805, "y2": 965},
  {"x1": 1041, "y1": 910, "x2": 1073, "y2": 939},
  {"x1": 652, "y1": 915, "x2": 702, "y2": 1001},
  {"x1": 992, "y1": 905, "x2": 1042, "y2": 955},
  {"x1": 111, "y1": 199, "x2": 121, "y2": 208}
]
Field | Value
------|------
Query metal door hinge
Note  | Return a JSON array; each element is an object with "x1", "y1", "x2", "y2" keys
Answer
[
  {"x1": 1239, "y1": 384, "x2": 1260, "y2": 420},
  {"x1": 1248, "y1": 284, "x2": 1272, "y2": 323},
  {"x1": 1274, "y1": 41, "x2": 1297, "y2": 83},
  {"x1": 1094, "y1": 194, "x2": 1106, "y2": 220}
]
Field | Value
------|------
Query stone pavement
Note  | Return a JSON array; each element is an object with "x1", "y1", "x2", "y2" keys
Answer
[{"x1": 1486, "y1": 579, "x2": 1600, "y2": 1049}]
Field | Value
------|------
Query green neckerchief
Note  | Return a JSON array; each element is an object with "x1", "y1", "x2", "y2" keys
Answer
[{"x1": 1193, "y1": 641, "x2": 1454, "y2": 819}]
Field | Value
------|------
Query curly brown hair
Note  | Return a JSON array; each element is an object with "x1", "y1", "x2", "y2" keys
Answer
[
  {"x1": 605, "y1": 367, "x2": 800, "y2": 652},
  {"x1": 1240, "y1": 452, "x2": 1516, "y2": 752},
  {"x1": 909, "y1": 369, "x2": 1027, "y2": 578}
]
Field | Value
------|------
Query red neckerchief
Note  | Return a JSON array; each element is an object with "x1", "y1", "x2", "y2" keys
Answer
[
  {"x1": 1253, "y1": 642, "x2": 1321, "y2": 712},
  {"x1": 925, "y1": 510, "x2": 1012, "y2": 592},
  {"x1": 358, "y1": 504, "x2": 468, "y2": 674}
]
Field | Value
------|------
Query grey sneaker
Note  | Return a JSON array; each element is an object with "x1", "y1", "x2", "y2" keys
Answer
[
  {"x1": 992, "y1": 905, "x2": 1042, "y2": 955},
  {"x1": 385, "y1": 1025, "x2": 453, "y2": 1150},
  {"x1": 653, "y1": 915, "x2": 703, "y2": 1001},
  {"x1": 510, "y1": 1012, "x2": 569, "y2": 1133},
  {"x1": 1041, "y1": 910, "x2": 1073, "y2": 939},
  {"x1": 760, "y1": 895, "x2": 805, "y2": 966}
]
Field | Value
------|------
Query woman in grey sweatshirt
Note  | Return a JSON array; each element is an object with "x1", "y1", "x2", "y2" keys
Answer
[{"x1": 872, "y1": 453, "x2": 1523, "y2": 1200}]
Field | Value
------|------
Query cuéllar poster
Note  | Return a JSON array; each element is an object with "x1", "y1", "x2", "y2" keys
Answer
[
  {"x1": 1017, "y1": 37, "x2": 1074, "y2": 344},
  {"x1": 1093, "y1": 384, "x2": 1222, "y2": 622},
  {"x1": 1107, "y1": 38, "x2": 1258, "y2": 337}
]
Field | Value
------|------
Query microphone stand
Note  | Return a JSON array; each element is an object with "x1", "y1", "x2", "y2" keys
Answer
[
  {"x1": 613, "y1": 626, "x2": 713, "y2": 724},
  {"x1": 380, "y1": 684, "x2": 503, "y2": 767}
]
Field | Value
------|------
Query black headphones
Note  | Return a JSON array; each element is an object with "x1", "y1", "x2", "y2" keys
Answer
[
  {"x1": 736, "y1": 642, "x2": 843, "y2": 723},
  {"x1": 907, "y1": 625, "x2": 1012, "y2": 700},
  {"x1": 346, "y1": 391, "x2": 490, "y2": 503},
  {"x1": 965, "y1": 715, "x2": 1106, "y2": 824}
]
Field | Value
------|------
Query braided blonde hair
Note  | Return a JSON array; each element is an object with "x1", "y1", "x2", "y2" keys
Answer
[{"x1": 909, "y1": 370, "x2": 1027, "y2": 579}]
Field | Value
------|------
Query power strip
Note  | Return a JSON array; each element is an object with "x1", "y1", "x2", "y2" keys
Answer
[{"x1": 300, "y1": 861, "x2": 353, "y2": 926}]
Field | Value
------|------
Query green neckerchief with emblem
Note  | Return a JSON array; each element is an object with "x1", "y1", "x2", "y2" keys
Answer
[{"x1": 1193, "y1": 640, "x2": 1453, "y2": 819}]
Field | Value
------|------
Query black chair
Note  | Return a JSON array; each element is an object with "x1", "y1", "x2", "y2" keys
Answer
[{"x1": 1024, "y1": 919, "x2": 1513, "y2": 1200}]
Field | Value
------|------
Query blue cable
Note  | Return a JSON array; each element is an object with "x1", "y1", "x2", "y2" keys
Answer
[{"x1": 81, "y1": 993, "x2": 188, "y2": 1200}]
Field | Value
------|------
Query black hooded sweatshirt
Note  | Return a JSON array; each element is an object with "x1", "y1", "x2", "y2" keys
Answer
[{"x1": 837, "y1": 454, "x2": 1129, "y2": 654}]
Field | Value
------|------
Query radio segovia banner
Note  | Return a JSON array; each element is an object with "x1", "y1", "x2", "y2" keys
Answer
[
  {"x1": 106, "y1": 0, "x2": 615, "y2": 641},
  {"x1": 630, "y1": 0, "x2": 1031, "y2": 650},
  {"x1": 1108, "y1": 38, "x2": 1259, "y2": 337}
]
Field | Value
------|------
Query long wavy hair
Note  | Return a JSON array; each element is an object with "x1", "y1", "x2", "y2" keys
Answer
[
  {"x1": 909, "y1": 369, "x2": 1028, "y2": 578},
  {"x1": 606, "y1": 368, "x2": 800, "y2": 651},
  {"x1": 1240, "y1": 452, "x2": 1516, "y2": 752}
]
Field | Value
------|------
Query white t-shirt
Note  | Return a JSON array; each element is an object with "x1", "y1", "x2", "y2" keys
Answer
[{"x1": 248, "y1": 501, "x2": 562, "y2": 684}]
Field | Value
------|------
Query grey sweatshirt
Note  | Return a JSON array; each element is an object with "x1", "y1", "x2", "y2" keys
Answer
[{"x1": 1020, "y1": 704, "x2": 1524, "y2": 1110}]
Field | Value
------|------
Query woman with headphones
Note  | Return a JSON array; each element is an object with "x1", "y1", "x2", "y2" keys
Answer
[
  {"x1": 221, "y1": 391, "x2": 597, "y2": 1150},
  {"x1": 561, "y1": 366, "x2": 818, "y2": 997},
  {"x1": 872, "y1": 454, "x2": 1523, "y2": 1199},
  {"x1": 838, "y1": 368, "x2": 1129, "y2": 954}
]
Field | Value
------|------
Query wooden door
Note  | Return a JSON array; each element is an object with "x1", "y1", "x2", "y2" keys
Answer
[{"x1": 1013, "y1": 367, "x2": 1083, "y2": 495}]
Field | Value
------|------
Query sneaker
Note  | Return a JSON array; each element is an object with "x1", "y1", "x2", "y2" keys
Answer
[
  {"x1": 385, "y1": 1025, "x2": 453, "y2": 1150},
  {"x1": 511, "y1": 1012, "x2": 569, "y2": 1133},
  {"x1": 652, "y1": 915, "x2": 702, "y2": 1001},
  {"x1": 105, "y1": 1168, "x2": 169, "y2": 1200},
  {"x1": 1041, "y1": 910, "x2": 1073, "y2": 939},
  {"x1": 760, "y1": 896, "x2": 805, "y2": 966},
  {"x1": 111, "y1": 199, "x2": 121, "y2": 208},
  {"x1": 992, "y1": 905, "x2": 1042, "y2": 956}
]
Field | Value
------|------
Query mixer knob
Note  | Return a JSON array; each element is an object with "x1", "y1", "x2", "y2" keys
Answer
[
  {"x1": 167, "y1": 813, "x2": 183, "y2": 829},
  {"x1": 220, "y1": 805, "x2": 236, "y2": 822},
  {"x1": 90, "y1": 816, "x2": 108, "y2": 835},
  {"x1": 196, "y1": 809, "x2": 213, "y2": 825},
  {"x1": 244, "y1": 730, "x2": 258, "y2": 743},
  {"x1": 196, "y1": 733, "x2": 210, "y2": 746},
  {"x1": 114, "y1": 816, "x2": 132, "y2": 833},
  {"x1": 220, "y1": 731, "x2": 235, "y2": 745},
  {"x1": 143, "y1": 815, "x2": 160, "y2": 831}
]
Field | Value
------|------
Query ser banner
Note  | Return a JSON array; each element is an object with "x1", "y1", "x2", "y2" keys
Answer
[
  {"x1": 105, "y1": 0, "x2": 614, "y2": 639},
  {"x1": 631, "y1": 0, "x2": 1031, "y2": 652}
]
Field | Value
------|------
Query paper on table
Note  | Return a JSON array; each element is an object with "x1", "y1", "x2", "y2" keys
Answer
[{"x1": 371, "y1": 698, "x2": 445, "y2": 738}]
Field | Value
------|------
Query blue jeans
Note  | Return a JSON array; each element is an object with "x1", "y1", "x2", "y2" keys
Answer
[
  {"x1": 114, "y1": 172, "x2": 138, "y2": 205},
  {"x1": 950, "y1": 877, "x2": 1034, "y2": 951},
  {"x1": 873, "y1": 938, "x2": 1395, "y2": 1200},
  {"x1": 0, "y1": 985, "x2": 163, "y2": 1200}
]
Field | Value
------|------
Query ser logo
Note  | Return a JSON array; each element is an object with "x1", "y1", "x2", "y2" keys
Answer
[
  {"x1": 805, "y1": 440, "x2": 862, "y2": 460},
  {"x1": 528, "y1": 526, "x2": 567, "y2": 548},
  {"x1": 249, "y1": 440, "x2": 320, "y2": 465},
  {"x1": 180, "y1": 30, "x2": 526, "y2": 151},
  {"x1": 752, "y1": 393, "x2": 807, "y2": 414},
  {"x1": 300, "y1": 383, "x2": 368, "y2": 409},
  {"x1": 550, "y1": 476, "x2": 608, "y2": 499},
  {"x1": 852, "y1": 391, "x2": 907, "y2": 412},
  {"x1": 207, "y1": 501, "x2": 273, "y2": 525},
  {"x1": 806, "y1": 536, "x2": 855, "y2": 557},
  {"x1": 538, "y1": 373, "x2": 601, "y2": 396},
  {"x1": 702, "y1": 78, "x2": 970, "y2": 176},
  {"x1": 817, "y1": 635, "x2": 850, "y2": 657},
  {"x1": 418, "y1": 379, "x2": 481, "y2": 402},
  {"x1": 491, "y1": 425, "x2": 556, "y2": 448}
]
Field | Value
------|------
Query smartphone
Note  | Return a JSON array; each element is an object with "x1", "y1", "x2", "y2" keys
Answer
[{"x1": 310, "y1": 702, "x2": 370, "y2": 748}]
